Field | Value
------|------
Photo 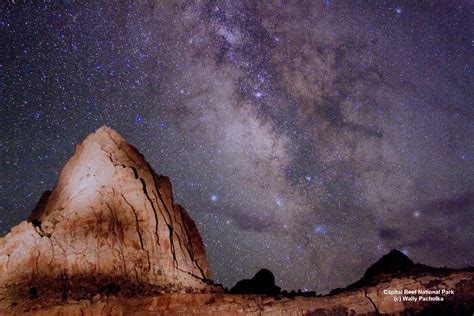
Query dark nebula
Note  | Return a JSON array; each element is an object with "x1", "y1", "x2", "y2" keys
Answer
[{"x1": 1, "y1": 1, "x2": 473, "y2": 293}]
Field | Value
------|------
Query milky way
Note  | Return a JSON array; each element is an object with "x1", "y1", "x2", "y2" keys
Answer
[{"x1": 1, "y1": 1, "x2": 473, "y2": 293}]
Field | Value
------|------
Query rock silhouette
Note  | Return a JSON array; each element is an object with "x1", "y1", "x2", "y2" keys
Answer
[
  {"x1": 331, "y1": 249, "x2": 417, "y2": 294},
  {"x1": 331, "y1": 248, "x2": 472, "y2": 295},
  {"x1": 363, "y1": 249, "x2": 414, "y2": 277},
  {"x1": 230, "y1": 268, "x2": 281, "y2": 295}
]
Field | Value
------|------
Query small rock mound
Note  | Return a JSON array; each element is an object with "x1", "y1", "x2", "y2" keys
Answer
[
  {"x1": 363, "y1": 249, "x2": 415, "y2": 278},
  {"x1": 230, "y1": 268, "x2": 281, "y2": 295}
]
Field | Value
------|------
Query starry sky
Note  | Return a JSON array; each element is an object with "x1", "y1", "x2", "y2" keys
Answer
[{"x1": 1, "y1": 1, "x2": 473, "y2": 293}]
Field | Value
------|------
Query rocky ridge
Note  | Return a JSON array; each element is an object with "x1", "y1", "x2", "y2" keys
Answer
[{"x1": 2, "y1": 270, "x2": 473, "y2": 315}]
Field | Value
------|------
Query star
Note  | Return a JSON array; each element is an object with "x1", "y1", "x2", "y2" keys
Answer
[
  {"x1": 136, "y1": 114, "x2": 142, "y2": 125},
  {"x1": 210, "y1": 194, "x2": 218, "y2": 202}
]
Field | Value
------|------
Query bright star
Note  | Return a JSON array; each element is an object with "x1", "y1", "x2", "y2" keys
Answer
[
  {"x1": 136, "y1": 114, "x2": 142, "y2": 125},
  {"x1": 210, "y1": 194, "x2": 218, "y2": 202}
]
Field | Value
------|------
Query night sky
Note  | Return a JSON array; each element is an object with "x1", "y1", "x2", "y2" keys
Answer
[{"x1": 1, "y1": 1, "x2": 473, "y2": 293}]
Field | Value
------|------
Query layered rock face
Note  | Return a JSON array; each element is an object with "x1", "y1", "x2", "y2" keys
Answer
[
  {"x1": 0, "y1": 126, "x2": 210, "y2": 303},
  {"x1": 2, "y1": 271, "x2": 473, "y2": 315}
]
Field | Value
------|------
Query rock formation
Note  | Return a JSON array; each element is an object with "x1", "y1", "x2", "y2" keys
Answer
[
  {"x1": 230, "y1": 268, "x2": 281, "y2": 296},
  {"x1": 0, "y1": 126, "x2": 211, "y2": 305}
]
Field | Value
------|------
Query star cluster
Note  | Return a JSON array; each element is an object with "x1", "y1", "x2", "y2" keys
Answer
[{"x1": 1, "y1": 1, "x2": 473, "y2": 293}]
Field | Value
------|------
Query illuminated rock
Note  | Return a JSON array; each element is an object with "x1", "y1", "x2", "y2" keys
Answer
[{"x1": 0, "y1": 126, "x2": 210, "y2": 303}]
